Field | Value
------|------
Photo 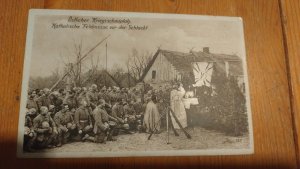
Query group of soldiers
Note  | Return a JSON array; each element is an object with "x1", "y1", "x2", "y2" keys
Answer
[{"x1": 24, "y1": 84, "x2": 169, "y2": 152}]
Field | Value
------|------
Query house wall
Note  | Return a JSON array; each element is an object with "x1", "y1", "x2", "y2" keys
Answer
[{"x1": 143, "y1": 52, "x2": 179, "y2": 84}]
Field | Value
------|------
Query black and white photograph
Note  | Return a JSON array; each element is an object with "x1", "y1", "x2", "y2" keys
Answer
[{"x1": 17, "y1": 9, "x2": 254, "y2": 157}]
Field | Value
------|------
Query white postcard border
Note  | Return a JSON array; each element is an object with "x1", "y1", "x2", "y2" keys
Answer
[{"x1": 17, "y1": 9, "x2": 254, "y2": 158}]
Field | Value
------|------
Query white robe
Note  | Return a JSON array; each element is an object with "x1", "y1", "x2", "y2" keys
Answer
[
  {"x1": 170, "y1": 87, "x2": 188, "y2": 129},
  {"x1": 143, "y1": 101, "x2": 160, "y2": 133}
]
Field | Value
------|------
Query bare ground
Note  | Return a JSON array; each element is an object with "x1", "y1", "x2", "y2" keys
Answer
[{"x1": 37, "y1": 127, "x2": 249, "y2": 153}]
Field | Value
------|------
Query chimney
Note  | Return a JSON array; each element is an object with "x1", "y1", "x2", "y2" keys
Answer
[{"x1": 203, "y1": 47, "x2": 210, "y2": 53}]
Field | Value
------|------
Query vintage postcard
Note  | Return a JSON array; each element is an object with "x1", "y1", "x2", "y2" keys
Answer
[{"x1": 17, "y1": 9, "x2": 254, "y2": 157}]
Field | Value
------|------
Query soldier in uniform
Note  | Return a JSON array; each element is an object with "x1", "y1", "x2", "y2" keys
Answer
[
  {"x1": 86, "y1": 84, "x2": 99, "y2": 110},
  {"x1": 123, "y1": 100, "x2": 138, "y2": 131},
  {"x1": 74, "y1": 99, "x2": 93, "y2": 141},
  {"x1": 50, "y1": 91, "x2": 63, "y2": 114},
  {"x1": 111, "y1": 100, "x2": 133, "y2": 134},
  {"x1": 98, "y1": 87, "x2": 110, "y2": 104},
  {"x1": 63, "y1": 90, "x2": 78, "y2": 114},
  {"x1": 27, "y1": 91, "x2": 39, "y2": 110},
  {"x1": 132, "y1": 98, "x2": 144, "y2": 132},
  {"x1": 74, "y1": 87, "x2": 82, "y2": 99},
  {"x1": 109, "y1": 88, "x2": 117, "y2": 106},
  {"x1": 92, "y1": 99, "x2": 119, "y2": 143},
  {"x1": 48, "y1": 105, "x2": 56, "y2": 118},
  {"x1": 120, "y1": 88, "x2": 128, "y2": 101},
  {"x1": 37, "y1": 88, "x2": 52, "y2": 110},
  {"x1": 33, "y1": 106, "x2": 58, "y2": 148},
  {"x1": 78, "y1": 87, "x2": 88, "y2": 102},
  {"x1": 54, "y1": 104, "x2": 76, "y2": 146},
  {"x1": 23, "y1": 108, "x2": 37, "y2": 152}
]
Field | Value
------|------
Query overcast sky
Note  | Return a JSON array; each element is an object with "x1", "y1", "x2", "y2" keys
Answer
[{"x1": 29, "y1": 14, "x2": 245, "y2": 78}]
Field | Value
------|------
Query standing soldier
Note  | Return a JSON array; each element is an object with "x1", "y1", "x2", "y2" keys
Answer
[
  {"x1": 74, "y1": 99, "x2": 93, "y2": 141},
  {"x1": 37, "y1": 88, "x2": 52, "y2": 109},
  {"x1": 54, "y1": 104, "x2": 76, "y2": 146},
  {"x1": 33, "y1": 106, "x2": 58, "y2": 148},
  {"x1": 26, "y1": 91, "x2": 39, "y2": 110}
]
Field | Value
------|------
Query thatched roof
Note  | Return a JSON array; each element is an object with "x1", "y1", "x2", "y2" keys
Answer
[{"x1": 139, "y1": 49, "x2": 242, "y2": 82}]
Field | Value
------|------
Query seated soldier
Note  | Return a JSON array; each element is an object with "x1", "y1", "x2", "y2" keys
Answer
[
  {"x1": 111, "y1": 100, "x2": 133, "y2": 135},
  {"x1": 54, "y1": 104, "x2": 76, "y2": 146},
  {"x1": 74, "y1": 99, "x2": 93, "y2": 141},
  {"x1": 23, "y1": 108, "x2": 37, "y2": 152},
  {"x1": 123, "y1": 100, "x2": 139, "y2": 131},
  {"x1": 92, "y1": 99, "x2": 119, "y2": 143},
  {"x1": 33, "y1": 106, "x2": 58, "y2": 149},
  {"x1": 132, "y1": 99, "x2": 144, "y2": 132}
]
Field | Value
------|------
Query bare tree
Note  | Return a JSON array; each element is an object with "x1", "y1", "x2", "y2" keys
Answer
[
  {"x1": 51, "y1": 35, "x2": 110, "y2": 90},
  {"x1": 128, "y1": 48, "x2": 152, "y2": 80},
  {"x1": 81, "y1": 54, "x2": 101, "y2": 85},
  {"x1": 59, "y1": 40, "x2": 102, "y2": 88},
  {"x1": 59, "y1": 40, "x2": 84, "y2": 88}
]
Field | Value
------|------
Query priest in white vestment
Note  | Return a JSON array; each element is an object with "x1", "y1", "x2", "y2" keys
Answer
[{"x1": 170, "y1": 83, "x2": 188, "y2": 129}]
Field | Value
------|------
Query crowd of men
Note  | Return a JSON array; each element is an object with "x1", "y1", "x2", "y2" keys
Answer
[{"x1": 24, "y1": 84, "x2": 171, "y2": 152}]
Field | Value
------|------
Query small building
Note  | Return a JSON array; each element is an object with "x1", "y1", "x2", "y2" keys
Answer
[{"x1": 139, "y1": 48, "x2": 244, "y2": 91}]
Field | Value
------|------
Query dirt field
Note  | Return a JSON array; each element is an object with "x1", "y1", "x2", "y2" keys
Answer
[{"x1": 37, "y1": 127, "x2": 249, "y2": 153}]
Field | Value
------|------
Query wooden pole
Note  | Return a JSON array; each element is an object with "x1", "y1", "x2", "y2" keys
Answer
[
  {"x1": 167, "y1": 108, "x2": 170, "y2": 144},
  {"x1": 127, "y1": 60, "x2": 130, "y2": 88},
  {"x1": 50, "y1": 35, "x2": 110, "y2": 91}
]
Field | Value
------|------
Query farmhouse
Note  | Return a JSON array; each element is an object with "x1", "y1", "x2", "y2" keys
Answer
[{"x1": 139, "y1": 48, "x2": 245, "y2": 91}]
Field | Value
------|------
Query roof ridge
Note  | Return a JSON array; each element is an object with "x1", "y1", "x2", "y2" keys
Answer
[{"x1": 160, "y1": 49, "x2": 190, "y2": 56}]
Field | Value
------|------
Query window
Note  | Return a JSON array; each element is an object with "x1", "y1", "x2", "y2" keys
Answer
[{"x1": 152, "y1": 70, "x2": 156, "y2": 79}]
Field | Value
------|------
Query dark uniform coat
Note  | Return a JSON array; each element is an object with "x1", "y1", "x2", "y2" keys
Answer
[
  {"x1": 63, "y1": 96, "x2": 78, "y2": 110},
  {"x1": 54, "y1": 111, "x2": 74, "y2": 128},
  {"x1": 74, "y1": 106, "x2": 92, "y2": 130},
  {"x1": 33, "y1": 114, "x2": 56, "y2": 133},
  {"x1": 37, "y1": 95, "x2": 52, "y2": 109},
  {"x1": 26, "y1": 98, "x2": 38, "y2": 110}
]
